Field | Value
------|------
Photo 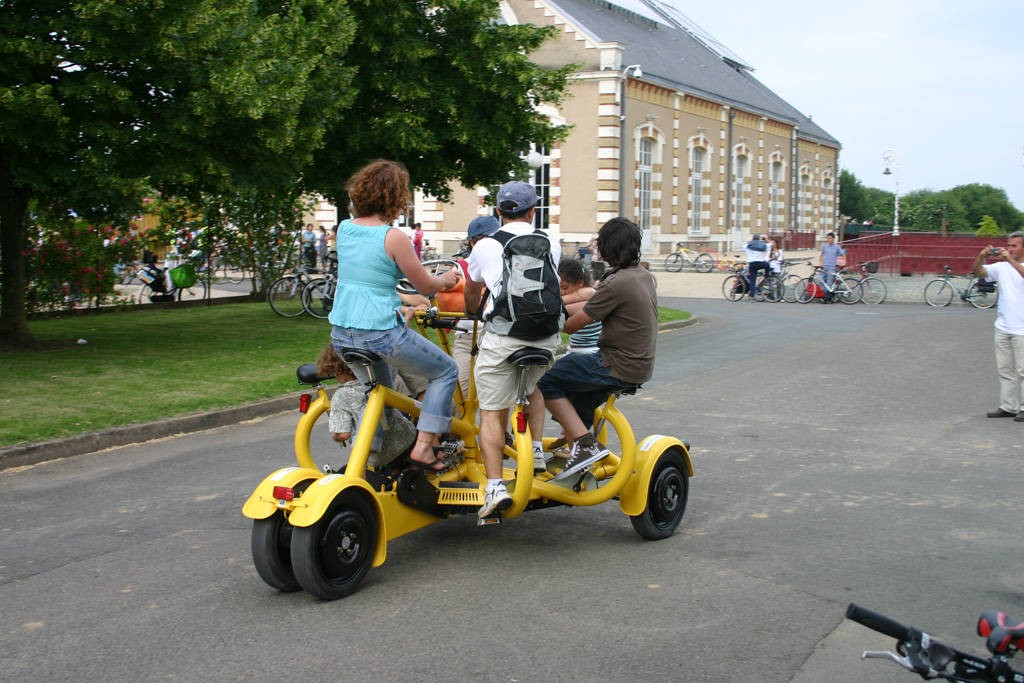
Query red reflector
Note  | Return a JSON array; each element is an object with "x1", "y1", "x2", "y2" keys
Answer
[
  {"x1": 298, "y1": 394, "x2": 312, "y2": 413},
  {"x1": 515, "y1": 411, "x2": 527, "y2": 433},
  {"x1": 272, "y1": 486, "x2": 295, "y2": 501}
]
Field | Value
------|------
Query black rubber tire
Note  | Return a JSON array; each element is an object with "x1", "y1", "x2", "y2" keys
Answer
[
  {"x1": 924, "y1": 280, "x2": 953, "y2": 307},
  {"x1": 794, "y1": 277, "x2": 816, "y2": 303},
  {"x1": 251, "y1": 512, "x2": 302, "y2": 592},
  {"x1": 722, "y1": 274, "x2": 746, "y2": 301},
  {"x1": 762, "y1": 274, "x2": 783, "y2": 303},
  {"x1": 664, "y1": 253, "x2": 684, "y2": 273},
  {"x1": 967, "y1": 282, "x2": 997, "y2": 310},
  {"x1": 838, "y1": 280, "x2": 861, "y2": 304},
  {"x1": 174, "y1": 278, "x2": 208, "y2": 301},
  {"x1": 694, "y1": 253, "x2": 714, "y2": 273},
  {"x1": 859, "y1": 277, "x2": 887, "y2": 305},
  {"x1": 267, "y1": 276, "x2": 305, "y2": 317},
  {"x1": 290, "y1": 492, "x2": 378, "y2": 600},
  {"x1": 302, "y1": 278, "x2": 334, "y2": 319},
  {"x1": 630, "y1": 449, "x2": 689, "y2": 540},
  {"x1": 781, "y1": 274, "x2": 802, "y2": 303}
]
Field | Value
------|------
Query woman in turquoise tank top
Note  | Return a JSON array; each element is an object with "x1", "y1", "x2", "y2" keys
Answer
[{"x1": 328, "y1": 160, "x2": 460, "y2": 470}]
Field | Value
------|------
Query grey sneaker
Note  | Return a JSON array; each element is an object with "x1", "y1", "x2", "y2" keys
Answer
[
  {"x1": 554, "y1": 434, "x2": 610, "y2": 481},
  {"x1": 533, "y1": 447, "x2": 548, "y2": 473},
  {"x1": 478, "y1": 482, "x2": 513, "y2": 518}
]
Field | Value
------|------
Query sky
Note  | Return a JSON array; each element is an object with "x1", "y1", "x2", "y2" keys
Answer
[{"x1": 667, "y1": 0, "x2": 1024, "y2": 210}]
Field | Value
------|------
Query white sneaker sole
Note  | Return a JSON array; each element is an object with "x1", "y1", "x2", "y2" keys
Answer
[{"x1": 478, "y1": 494, "x2": 513, "y2": 519}]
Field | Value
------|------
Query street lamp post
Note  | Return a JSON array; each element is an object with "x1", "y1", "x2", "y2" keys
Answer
[
  {"x1": 882, "y1": 150, "x2": 900, "y2": 237},
  {"x1": 617, "y1": 64, "x2": 642, "y2": 217}
]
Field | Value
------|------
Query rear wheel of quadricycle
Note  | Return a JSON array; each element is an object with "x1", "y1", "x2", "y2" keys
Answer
[
  {"x1": 694, "y1": 253, "x2": 715, "y2": 273},
  {"x1": 630, "y1": 449, "x2": 690, "y2": 540},
  {"x1": 967, "y1": 282, "x2": 998, "y2": 310},
  {"x1": 290, "y1": 491, "x2": 378, "y2": 600},
  {"x1": 924, "y1": 279, "x2": 953, "y2": 307},
  {"x1": 722, "y1": 274, "x2": 745, "y2": 301},
  {"x1": 664, "y1": 252, "x2": 684, "y2": 273},
  {"x1": 251, "y1": 512, "x2": 302, "y2": 592}
]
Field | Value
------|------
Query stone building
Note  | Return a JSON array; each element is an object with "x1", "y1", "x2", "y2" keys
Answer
[{"x1": 324, "y1": 0, "x2": 842, "y2": 257}]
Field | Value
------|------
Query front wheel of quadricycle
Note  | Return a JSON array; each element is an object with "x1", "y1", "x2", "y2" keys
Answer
[
  {"x1": 664, "y1": 253, "x2": 684, "y2": 273},
  {"x1": 630, "y1": 450, "x2": 690, "y2": 540},
  {"x1": 290, "y1": 492, "x2": 378, "y2": 600},
  {"x1": 694, "y1": 253, "x2": 715, "y2": 273},
  {"x1": 251, "y1": 512, "x2": 302, "y2": 592},
  {"x1": 923, "y1": 279, "x2": 953, "y2": 307},
  {"x1": 859, "y1": 277, "x2": 887, "y2": 304},
  {"x1": 967, "y1": 282, "x2": 998, "y2": 310},
  {"x1": 722, "y1": 274, "x2": 746, "y2": 301}
]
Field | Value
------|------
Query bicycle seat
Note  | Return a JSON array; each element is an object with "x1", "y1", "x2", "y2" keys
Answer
[
  {"x1": 978, "y1": 611, "x2": 1024, "y2": 654},
  {"x1": 340, "y1": 348, "x2": 383, "y2": 367},
  {"x1": 505, "y1": 347, "x2": 553, "y2": 367},
  {"x1": 296, "y1": 363, "x2": 332, "y2": 385},
  {"x1": 615, "y1": 385, "x2": 642, "y2": 397}
]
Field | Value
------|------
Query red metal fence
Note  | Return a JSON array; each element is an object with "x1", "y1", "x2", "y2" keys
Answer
[{"x1": 841, "y1": 231, "x2": 995, "y2": 276}]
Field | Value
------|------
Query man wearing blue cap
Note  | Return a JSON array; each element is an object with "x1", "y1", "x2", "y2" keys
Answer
[{"x1": 464, "y1": 181, "x2": 562, "y2": 518}]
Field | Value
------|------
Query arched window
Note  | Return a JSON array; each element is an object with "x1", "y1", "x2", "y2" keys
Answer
[
  {"x1": 732, "y1": 151, "x2": 749, "y2": 231},
  {"x1": 822, "y1": 171, "x2": 835, "y2": 233},
  {"x1": 690, "y1": 146, "x2": 707, "y2": 235},
  {"x1": 769, "y1": 155, "x2": 784, "y2": 232},
  {"x1": 799, "y1": 167, "x2": 811, "y2": 231},
  {"x1": 530, "y1": 145, "x2": 550, "y2": 231},
  {"x1": 638, "y1": 137, "x2": 653, "y2": 232}
]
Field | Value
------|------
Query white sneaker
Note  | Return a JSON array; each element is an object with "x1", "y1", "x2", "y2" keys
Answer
[
  {"x1": 532, "y1": 447, "x2": 548, "y2": 474},
  {"x1": 478, "y1": 482, "x2": 512, "y2": 518}
]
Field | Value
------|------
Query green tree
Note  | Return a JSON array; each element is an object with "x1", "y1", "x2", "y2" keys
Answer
[
  {"x1": 839, "y1": 170, "x2": 870, "y2": 222},
  {"x1": 1, "y1": 0, "x2": 357, "y2": 347},
  {"x1": 303, "y1": 0, "x2": 574, "y2": 204},
  {"x1": 976, "y1": 214, "x2": 1003, "y2": 237}
]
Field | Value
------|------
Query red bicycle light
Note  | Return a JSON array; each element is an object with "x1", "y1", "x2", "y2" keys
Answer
[
  {"x1": 298, "y1": 393, "x2": 312, "y2": 413},
  {"x1": 515, "y1": 411, "x2": 527, "y2": 433},
  {"x1": 272, "y1": 486, "x2": 295, "y2": 501}
]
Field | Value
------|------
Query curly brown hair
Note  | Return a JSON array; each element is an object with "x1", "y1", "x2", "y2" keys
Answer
[
  {"x1": 316, "y1": 343, "x2": 355, "y2": 381},
  {"x1": 345, "y1": 159, "x2": 410, "y2": 222}
]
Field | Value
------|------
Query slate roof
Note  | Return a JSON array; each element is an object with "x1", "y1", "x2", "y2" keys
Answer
[{"x1": 545, "y1": 0, "x2": 840, "y2": 147}]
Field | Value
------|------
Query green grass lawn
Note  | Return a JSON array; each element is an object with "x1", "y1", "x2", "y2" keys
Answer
[{"x1": 1, "y1": 302, "x2": 690, "y2": 448}]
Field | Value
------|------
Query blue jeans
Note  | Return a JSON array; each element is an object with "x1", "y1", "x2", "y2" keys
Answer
[
  {"x1": 747, "y1": 262, "x2": 770, "y2": 297},
  {"x1": 330, "y1": 324, "x2": 458, "y2": 435},
  {"x1": 537, "y1": 351, "x2": 638, "y2": 428}
]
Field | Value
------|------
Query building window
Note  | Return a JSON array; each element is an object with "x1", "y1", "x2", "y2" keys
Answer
[
  {"x1": 733, "y1": 153, "x2": 749, "y2": 231},
  {"x1": 638, "y1": 137, "x2": 653, "y2": 232},
  {"x1": 822, "y1": 173, "x2": 834, "y2": 233},
  {"x1": 799, "y1": 170, "x2": 811, "y2": 230},
  {"x1": 769, "y1": 160, "x2": 784, "y2": 232},
  {"x1": 530, "y1": 145, "x2": 550, "y2": 231},
  {"x1": 690, "y1": 146, "x2": 706, "y2": 234}
]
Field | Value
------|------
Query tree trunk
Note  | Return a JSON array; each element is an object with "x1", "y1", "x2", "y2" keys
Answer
[{"x1": 0, "y1": 150, "x2": 35, "y2": 348}]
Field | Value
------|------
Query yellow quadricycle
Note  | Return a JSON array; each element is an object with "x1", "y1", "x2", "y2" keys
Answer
[{"x1": 243, "y1": 262, "x2": 693, "y2": 600}]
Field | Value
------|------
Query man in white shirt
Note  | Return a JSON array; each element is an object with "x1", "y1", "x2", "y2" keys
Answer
[
  {"x1": 464, "y1": 181, "x2": 561, "y2": 518},
  {"x1": 973, "y1": 231, "x2": 1024, "y2": 420}
]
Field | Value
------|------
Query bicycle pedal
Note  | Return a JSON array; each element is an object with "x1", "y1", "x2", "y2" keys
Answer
[{"x1": 477, "y1": 516, "x2": 502, "y2": 526}]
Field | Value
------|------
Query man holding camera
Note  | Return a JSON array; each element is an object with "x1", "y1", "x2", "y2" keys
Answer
[{"x1": 973, "y1": 231, "x2": 1024, "y2": 420}]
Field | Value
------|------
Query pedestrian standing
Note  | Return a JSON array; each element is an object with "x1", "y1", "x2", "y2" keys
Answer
[{"x1": 973, "y1": 232, "x2": 1024, "y2": 420}]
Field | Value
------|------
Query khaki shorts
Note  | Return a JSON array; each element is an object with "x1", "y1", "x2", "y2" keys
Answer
[{"x1": 474, "y1": 331, "x2": 559, "y2": 411}]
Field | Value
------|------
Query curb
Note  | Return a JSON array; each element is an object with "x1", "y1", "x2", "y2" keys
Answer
[{"x1": 0, "y1": 319, "x2": 697, "y2": 470}]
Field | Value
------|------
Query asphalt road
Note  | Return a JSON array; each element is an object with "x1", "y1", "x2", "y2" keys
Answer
[{"x1": 3, "y1": 297, "x2": 1022, "y2": 682}]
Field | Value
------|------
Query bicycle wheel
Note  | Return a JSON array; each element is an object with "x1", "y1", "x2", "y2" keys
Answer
[
  {"x1": 967, "y1": 282, "x2": 998, "y2": 310},
  {"x1": 664, "y1": 253, "x2": 684, "y2": 273},
  {"x1": 221, "y1": 261, "x2": 244, "y2": 285},
  {"x1": 924, "y1": 279, "x2": 953, "y2": 307},
  {"x1": 694, "y1": 253, "x2": 714, "y2": 273},
  {"x1": 722, "y1": 274, "x2": 746, "y2": 301},
  {"x1": 859, "y1": 277, "x2": 887, "y2": 305},
  {"x1": 302, "y1": 278, "x2": 335, "y2": 319},
  {"x1": 794, "y1": 277, "x2": 816, "y2": 304},
  {"x1": 267, "y1": 275, "x2": 305, "y2": 317},
  {"x1": 837, "y1": 278, "x2": 860, "y2": 304},
  {"x1": 762, "y1": 274, "x2": 783, "y2": 303},
  {"x1": 175, "y1": 278, "x2": 208, "y2": 301},
  {"x1": 781, "y1": 274, "x2": 802, "y2": 303}
]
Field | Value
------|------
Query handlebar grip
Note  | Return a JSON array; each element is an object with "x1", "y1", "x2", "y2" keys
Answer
[{"x1": 846, "y1": 603, "x2": 912, "y2": 641}]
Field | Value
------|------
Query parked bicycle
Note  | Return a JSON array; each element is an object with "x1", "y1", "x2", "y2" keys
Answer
[
  {"x1": 923, "y1": 265, "x2": 998, "y2": 309},
  {"x1": 136, "y1": 262, "x2": 208, "y2": 303},
  {"x1": 794, "y1": 265, "x2": 859, "y2": 304},
  {"x1": 776, "y1": 257, "x2": 812, "y2": 303},
  {"x1": 846, "y1": 603, "x2": 1023, "y2": 681},
  {"x1": 115, "y1": 260, "x2": 141, "y2": 285},
  {"x1": 663, "y1": 242, "x2": 715, "y2": 273},
  {"x1": 844, "y1": 260, "x2": 887, "y2": 304},
  {"x1": 722, "y1": 263, "x2": 782, "y2": 302},
  {"x1": 267, "y1": 264, "x2": 323, "y2": 317},
  {"x1": 302, "y1": 271, "x2": 336, "y2": 319}
]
